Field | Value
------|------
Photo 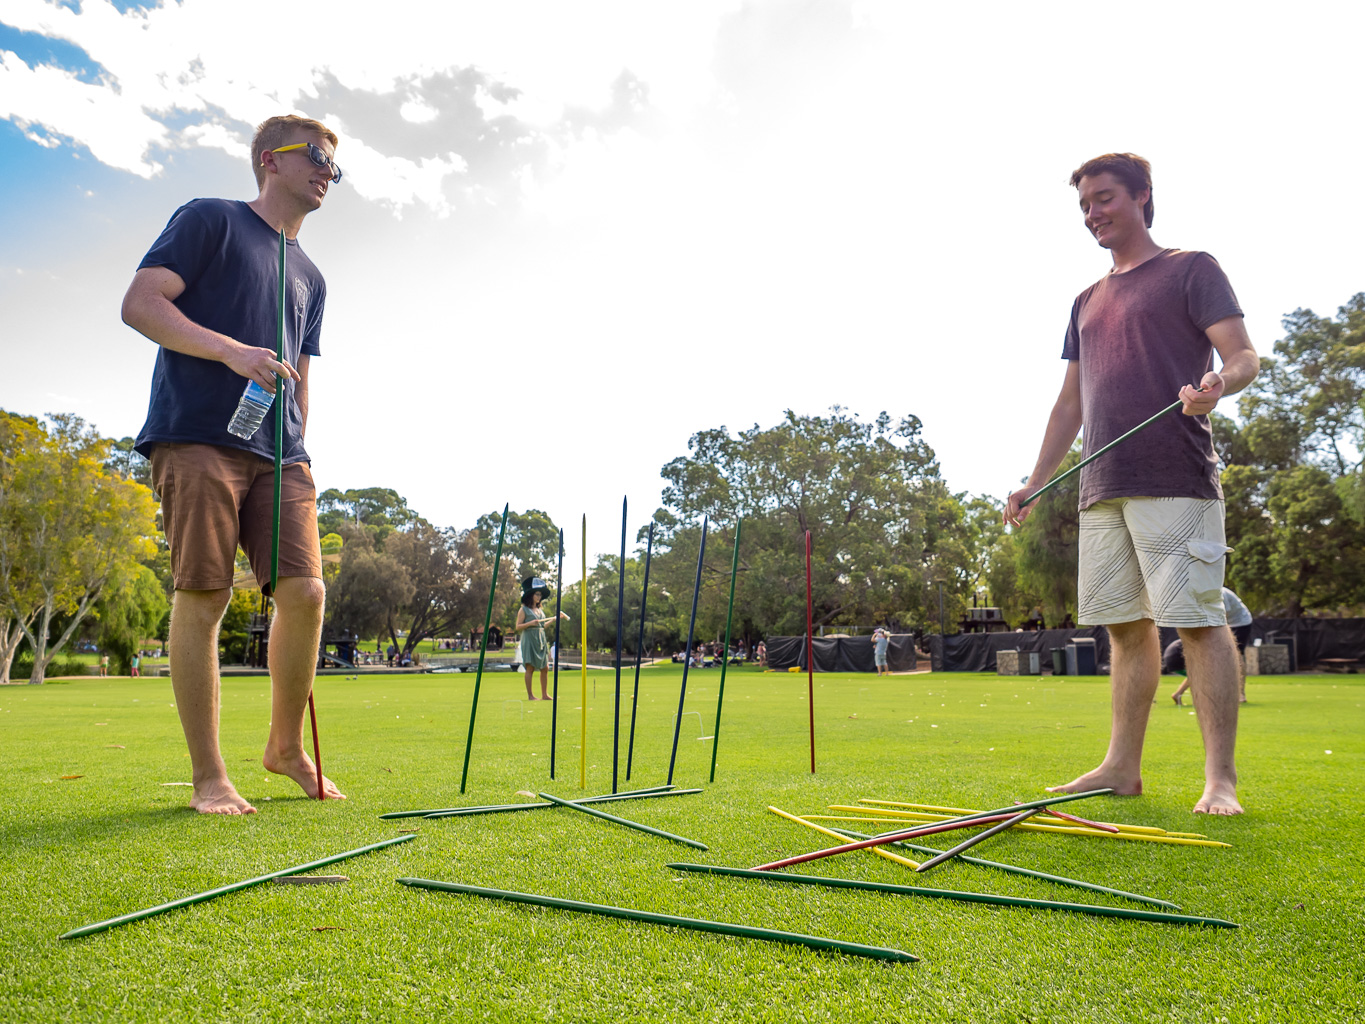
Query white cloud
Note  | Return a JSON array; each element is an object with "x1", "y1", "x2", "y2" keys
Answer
[
  {"x1": 181, "y1": 120, "x2": 248, "y2": 160},
  {"x1": 399, "y1": 97, "x2": 440, "y2": 125},
  {"x1": 0, "y1": 0, "x2": 740, "y2": 215},
  {"x1": 323, "y1": 115, "x2": 467, "y2": 215},
  {"x1": 0, "y1": 50, "x2": 167, "y2": 175}
]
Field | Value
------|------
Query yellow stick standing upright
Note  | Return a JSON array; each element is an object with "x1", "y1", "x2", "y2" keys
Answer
[{"x1": 580, "y1": 514, "x2": 588, "y2": 789}]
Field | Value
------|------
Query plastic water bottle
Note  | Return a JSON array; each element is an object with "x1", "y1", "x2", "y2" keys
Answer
[{"x1": 226, "y1": 380, "x2": 275, "y2": 439}]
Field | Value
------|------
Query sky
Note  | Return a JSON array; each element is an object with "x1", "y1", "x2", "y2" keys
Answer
[{"x1": 3, "y1": 0, "x2": 1363, "y2": 561}]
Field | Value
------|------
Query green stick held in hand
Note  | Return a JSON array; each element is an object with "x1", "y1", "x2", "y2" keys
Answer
[
  {"x1": 273, "y1": 229, "x2": 324, "y2": 800},
  {"x1": 1020, "y1": 390, "x2": 1205, "y2": 508}
]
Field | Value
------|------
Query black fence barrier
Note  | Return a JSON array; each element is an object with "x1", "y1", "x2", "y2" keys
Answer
[
  {"x1": 925, "y1": 618, "x2": 1365, "y2": 672},
  {"x1": 765, "y1": 635, "x2": 918, "y2": 673}
]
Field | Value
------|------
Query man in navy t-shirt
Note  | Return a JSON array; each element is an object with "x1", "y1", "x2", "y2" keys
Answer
[{"x1": 122, "y1": 115, "x2": 345, "y2": 815}]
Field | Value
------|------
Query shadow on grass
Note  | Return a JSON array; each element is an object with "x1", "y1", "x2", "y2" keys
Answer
[{"x1": 0, "y1": 804, "x2": 210, "y2": 853}]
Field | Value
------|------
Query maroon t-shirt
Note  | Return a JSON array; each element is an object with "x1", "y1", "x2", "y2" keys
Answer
[{"x1": 1062, "y1": 249, "x2": 1243, "y2": 509}]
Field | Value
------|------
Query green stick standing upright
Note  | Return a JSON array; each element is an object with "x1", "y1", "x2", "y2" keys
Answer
[
  {"x1": 708, "y1": 518, "x2": 741, "y2": 783},
  {"x1": 273, "y1": 229, "x2": 324, "y2": 800},
  {"x1": 460, "y1": 503, "x2": 509, "y2": 793}
]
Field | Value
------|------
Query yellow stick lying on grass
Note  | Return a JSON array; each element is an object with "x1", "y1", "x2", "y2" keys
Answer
[
  {"x1": 807, "y1": 816, "x2": 1231, "y2": 849},
  {"x1": 841, "y1": 805, "x2": 1207, "y2": 840},
  {"x1": 767, "y1": 805, "x2": 920, "y2": 870}
]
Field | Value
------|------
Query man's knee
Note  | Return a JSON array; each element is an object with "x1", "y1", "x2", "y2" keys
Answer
[
  {"x1": 1108, "y1": 619, "x2": 1156, "y2": 648},
  {"x1": 274, "y1": 576, "x2": 326, "y2": 617},
  {"x1": 1177, "y1": 625, "x2": 1235, "y2": 657},
  {"x1": 172, "y1": 588, "x2": 233, "y2": 628},
  {"x1": 1177, "y1": 624, "x2": 1231, "y2": 646}
]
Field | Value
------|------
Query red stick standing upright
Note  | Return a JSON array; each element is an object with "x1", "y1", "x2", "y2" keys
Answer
[{"x1": 805, "y1": 529, "x2": 815, "y2": 774}]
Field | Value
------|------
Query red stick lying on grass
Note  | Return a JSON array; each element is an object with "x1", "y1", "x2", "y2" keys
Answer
[{"x1": 751, "y1": 813, "x2": 1018, "y2": 872}]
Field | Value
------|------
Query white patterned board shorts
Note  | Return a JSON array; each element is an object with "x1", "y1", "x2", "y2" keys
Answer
[{"x1": 1077, "y1": 497, "x2": 1229, "y2": 628}]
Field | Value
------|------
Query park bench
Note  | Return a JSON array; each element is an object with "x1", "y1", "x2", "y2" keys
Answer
[{"x1": 1317, "y1": 658, "x2": 1359, "y2": 674}]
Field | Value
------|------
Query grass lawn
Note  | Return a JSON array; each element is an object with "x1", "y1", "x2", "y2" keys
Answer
[{"x1": 2, "y1": 665, "x2": 1361, "y2": 1023}]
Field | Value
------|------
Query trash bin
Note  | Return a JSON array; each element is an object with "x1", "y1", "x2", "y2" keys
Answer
[
  {"x1": 1069, "y1": 637, "x2": 1097, "y2": 675},
  {"x1": 1051, "y1": 648, "x2": 1068, "y2": 675}
]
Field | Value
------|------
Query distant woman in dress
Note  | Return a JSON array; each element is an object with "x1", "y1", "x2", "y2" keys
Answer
[{"x1": 516, "y1": 577, "x2": 568, "y2": 701}]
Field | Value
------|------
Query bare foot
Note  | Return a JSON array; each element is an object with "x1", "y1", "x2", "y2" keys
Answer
[
  {"x1": 189, "y1": 779, "x2": 256, "y2": 815},
  {"x1": 1193, "y1": 779, "x2": 1242, "y2": 815},
  {"x1": 1047, "y1": 766, "x2": 1142, "y2": 797},
  {"x1": 1171, "y1": 693, "x2": 1182, "y2": 706},
  {"x1": 263, "y1": 749, "x2": 346, "y2": 800}
]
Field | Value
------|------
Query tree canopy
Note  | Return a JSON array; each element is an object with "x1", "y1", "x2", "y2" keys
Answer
[{"x1": 0, "y1": 411, "x2": 159, "y2": 683}]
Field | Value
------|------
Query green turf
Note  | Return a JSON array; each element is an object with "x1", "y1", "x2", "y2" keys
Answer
[{"x1": 1, "y1": 666, "x2": 1361, "y2": 1022}]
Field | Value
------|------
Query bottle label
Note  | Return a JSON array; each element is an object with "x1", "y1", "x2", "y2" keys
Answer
[{"x1": 243, "y1": 380, "x2": 274, "y2": 406}]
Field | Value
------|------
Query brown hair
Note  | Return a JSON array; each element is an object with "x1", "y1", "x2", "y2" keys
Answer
[
  {"x1": 1069, "y1": 152, "x2": 1153, "y2": 227},
  {"x1": 251, "y1": 115, "x2": 339, "y2": 189}
]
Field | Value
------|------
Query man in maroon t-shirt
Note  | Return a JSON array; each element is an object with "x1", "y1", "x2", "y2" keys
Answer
[{"x1": 1003, "y1": 153, "x2": 1259, "y2": 815}]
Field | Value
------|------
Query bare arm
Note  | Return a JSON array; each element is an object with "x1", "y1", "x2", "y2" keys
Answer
[
  {"x1": 1004, "y1": 360, "x2": 1082, "y2": 527},
  {"x1": 296, "y1": 355, "x2": 310, "y2": 438},
  {"x1": 1178, "y1": 316, "x2": 1258, "y2": 416},
  {"x1": 121, "y1": 266, "x2": 300, "y2": 393}
]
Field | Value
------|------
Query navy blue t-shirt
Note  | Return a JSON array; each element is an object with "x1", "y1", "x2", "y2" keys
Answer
[{"x1": 132, "y1": 198, "x2": 325, "y2": 464}]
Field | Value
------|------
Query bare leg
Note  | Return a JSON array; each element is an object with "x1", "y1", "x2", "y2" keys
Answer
[
  {"x1": 1180, "y1": 625, "x2": 1242, "y2": 815},
  {"x1": 525, "y1": 666, "x2": 537, "y2": 700},
  {"x1": 262, "y1": 577, "x2": 344, "y2": 800},
  {"x1": 1048, "y1": 619, "x2": 1156, "y2": 796},
  {"x1": 169, "y1": 588, "x2": 255, "y2": 815},
  {"x1": 1171, "y1": 678, "x2": 1191, "y2": 705},
  {"x1": 540, "y1": 666, "x2": 551, "y2": 700}
]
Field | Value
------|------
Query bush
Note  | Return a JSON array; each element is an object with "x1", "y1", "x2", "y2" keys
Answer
[{"x1": 8, "y1": 655, "x2": 92, "y2": 680}]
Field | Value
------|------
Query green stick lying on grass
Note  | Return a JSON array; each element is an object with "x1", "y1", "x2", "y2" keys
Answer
[
  {"x1": 668, "y1": 863, "x2": 1238, "y2": 928},
  {"x1": 540, "y1": 791, "x2": 708, "y2": 850},
  {"x1": 60, "y1": 835, "x2": 415, "y2": 940},
  {"x1": 397, "y1": 878, "x2": 919, "y2": 963}
]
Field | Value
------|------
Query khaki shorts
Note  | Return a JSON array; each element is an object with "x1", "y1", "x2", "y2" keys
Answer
[
  {"x1": 1077, "y1": 497, "x2": 1228, "y2": 628},
  {"x1": 149, "y1": 443, "x2": 322, "y2": 593}
]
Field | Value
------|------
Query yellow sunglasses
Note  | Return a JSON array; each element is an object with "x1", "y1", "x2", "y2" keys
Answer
[{"x1": 266, "y1": 142, "x2": 343, "y2": 184}]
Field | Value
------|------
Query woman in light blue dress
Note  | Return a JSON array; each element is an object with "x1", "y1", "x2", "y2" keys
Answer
[{"x1": 515, "y1": 577, "x2": 568, "y2": 701}]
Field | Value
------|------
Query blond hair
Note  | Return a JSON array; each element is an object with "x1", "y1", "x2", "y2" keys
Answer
[{"x1": 251, "y1": 115, "x2": 339, "y2": 189}]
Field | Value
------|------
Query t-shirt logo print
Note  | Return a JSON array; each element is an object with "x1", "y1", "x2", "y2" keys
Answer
[{"x1": 294, "y1": 278, "x2": 309, "y2": 343}]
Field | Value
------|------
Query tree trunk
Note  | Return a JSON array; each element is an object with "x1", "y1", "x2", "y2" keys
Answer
[
  {"x1": 26, "y1": 595, "x2": 55, "y2": 685},
  {"x1": 25, "y1": 587, "x2": 100, "y2": 684},
  {"x1": 0, "y1": 614, "x2": 26, "y2": 685}
]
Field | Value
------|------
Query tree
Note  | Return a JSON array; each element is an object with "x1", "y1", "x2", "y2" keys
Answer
[
  {"x1": 94, "y1": 563, "x2": 169, "y2": 674},
  {"x1": 1240, "y1": 296, "x2": 1365, "y2": 476},
  {"x1": 0, "y1": 412, "x2": 159, "y2": 684},
  {"x1": 218, "y1": 589, "x2": 257, "y2": 665},
  {"x1": 0, "y1": 412, "x2": 44, "y2": 682},
  {"x1": 1229, "y1": 465, "x2": 1365, "y2": 616},
  {"x1": 1220, "y1": 293, "x2": 1365, "y2": 615},
  {"x1": 1010, "y1": 445, "x2": 1082, "y2": 624},
  {"x1": 651, "y1": 407, "x2": 960, "y2": 641},
  {"x1": 104, "y1": 437, "x2": 153, "y2": 490},
  {"x1": 316, "y1": 487, "x2": 415, "y2": 542},
  {"x1": 385, "y1": 521, "x2": 514, "y2": 658},
  {"x1": 323, "y1": 522, "x2": 415, "y2": 642}
]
